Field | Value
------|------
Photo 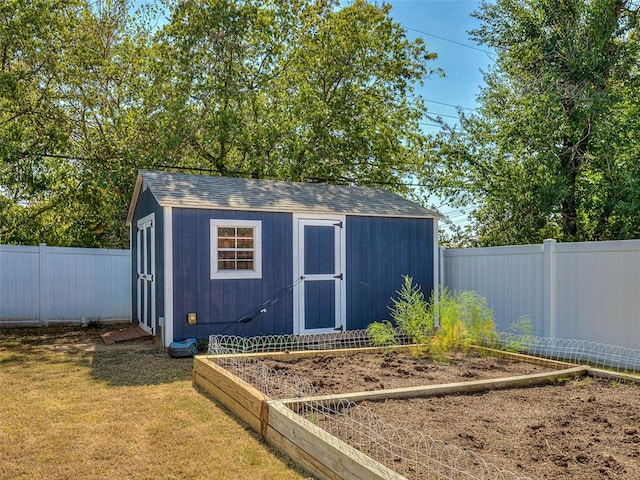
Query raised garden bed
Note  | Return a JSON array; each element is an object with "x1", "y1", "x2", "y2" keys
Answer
[
  {"x1": 311, "y1": 377, "x2": 640, "y2": 480},
  {"x1": 194, "y1": 345, "x2": 639, "y2": 480}
]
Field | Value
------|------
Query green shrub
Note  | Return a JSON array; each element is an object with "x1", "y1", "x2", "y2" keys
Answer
[
  {"x1": 366, "y1": 320, "x2": 398, "y2": 347},
  {"x1": 388, "y1": 275, "x2": 434, "y2": 344},
  {"x1": 430, "y1": 289, "x2": 498, "y2": 357},
  {"x1": 367, "y1": 277, "x2": 498, "y2": 359},
  {"x1": 367, "y1": 275, "x2": 434, "y2": 346}
]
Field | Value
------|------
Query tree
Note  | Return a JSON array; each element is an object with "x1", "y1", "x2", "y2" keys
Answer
[
  {"x1": 59, "y1": 0, "x2": 157, "y2": 247},
  {"x1": 149, "y1": 0, "x2": 438, "y2": 190},
  {"x1": 0, "y1": 0, "x2": 80, "y2": 244},
  {"x1": 0, "y1": 0, "x2": 156, "y2": 247},
  {"x1": 427, "y1": 0, "x2": 640, "y2": 245},
  {"x1": 1, "y1": 0, "x2": 439, "y2": 247}
]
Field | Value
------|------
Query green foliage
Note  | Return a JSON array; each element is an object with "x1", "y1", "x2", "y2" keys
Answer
[
  {"x1": 426, "y1": 0, "x2": 640, "y2": 245},
  {"x1": 387, "y1": 275, "x2": 434, "y2": 344},
  {"x1": 430, "y1": 288, "x2": 498, "y2": 358},
  {"x1": 367, "y1": 277, "x2": 498, "y2": 358},
  {"x1": 366, "y1": 320, "x2": 398, "y2": 347},
  {"x1": 1, "y1": 0, "x2": 438, "y2": 247}
]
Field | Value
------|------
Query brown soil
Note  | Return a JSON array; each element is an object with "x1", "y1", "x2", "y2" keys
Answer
[
  {"x1": 262, "y1": 350, "x2": 640, "y2": 480},
  {"x1": 263, "y1": 349, "x2": 553, "y2": 394}
]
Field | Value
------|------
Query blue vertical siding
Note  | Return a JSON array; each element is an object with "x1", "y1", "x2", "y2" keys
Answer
[
  {"x1": 168, "y1": 207, "x2": 433, "y2": 340},
  {"x1": 129, "y1": 188, "x2": 164, "y2": 336},
  {"x1": 172, "y1": 209, "x2": 293, "y2": 340},
  {"x1": 346, "y1": 216, "x2": 434, "y2": 330}
]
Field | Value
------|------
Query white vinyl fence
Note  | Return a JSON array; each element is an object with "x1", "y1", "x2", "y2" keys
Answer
[
  {"x1": 3, "y1": 239, "x2": 639, "y2": 349},
  {"x1": 0, "y1": 244, "x2": 131, "y2": 326},
  {"x1": 442, "y1": 239, "x2": 640, "y2": 350}
]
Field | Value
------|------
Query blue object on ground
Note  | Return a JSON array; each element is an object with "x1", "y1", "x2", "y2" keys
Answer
[{"x1": 168, "y1": 338, "x2": 197, "y2": 358}]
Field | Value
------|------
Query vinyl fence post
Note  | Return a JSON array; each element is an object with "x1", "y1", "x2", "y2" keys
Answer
[
  {"x1": 439, "y1": 246, "x2": 446, "y2": 290},
  {"x1": 543, "y1": 239, "x2": 557, "y2": 338},
  {"x1": 38, "y1": 243, "x2": 48, "y2": 325},
  {"x1": 432, "y1": 220, "x2": 441, "y2": 328}
]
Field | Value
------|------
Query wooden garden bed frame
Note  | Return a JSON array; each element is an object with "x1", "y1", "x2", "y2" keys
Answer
[{"x1": 192, "y1": 346, "x2": 639, "y2": 480}]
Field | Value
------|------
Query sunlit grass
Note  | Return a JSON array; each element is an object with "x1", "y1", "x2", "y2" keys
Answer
[{"x1": 0, "y1": 326, "x2": 309, "y2": 480}]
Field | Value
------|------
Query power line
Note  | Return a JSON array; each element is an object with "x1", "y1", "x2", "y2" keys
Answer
[
  {"x1": 403, "y1": 25, "x2": 495, "y2": 56},
  {"x1": 424, "y1": 98, "x2": 476, "y2": 112},
  {"x1": 427, "y1": 111, "x2": 461, "y2": 120},
  {"x1": 418, "y1": 121, "x2": 447, "y2": 129},
  {"x1": 407, "y1": 93, "x2": 477, "y2": 113}
]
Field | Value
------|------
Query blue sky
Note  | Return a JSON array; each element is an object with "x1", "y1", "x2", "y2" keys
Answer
[
  {"x1": 385, "y1": 1, "x2": 492, "y2": 134},
  {"x1": 383, "y1": 0, "x2": 492, "y2": 223}
]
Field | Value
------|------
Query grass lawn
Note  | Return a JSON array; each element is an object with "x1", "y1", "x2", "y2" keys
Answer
[{"x1": 0, "y1": 325, "x2": 310, "y2": 480}]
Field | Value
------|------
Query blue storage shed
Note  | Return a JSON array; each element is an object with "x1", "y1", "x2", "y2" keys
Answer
[{"x1": 126, "y1": 170, "x2": 439, "y2": 346}]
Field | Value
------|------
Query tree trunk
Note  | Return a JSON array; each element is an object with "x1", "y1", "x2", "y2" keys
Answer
[{"x1": 560, "y1": 123, "x2": 591, "y2": 241}]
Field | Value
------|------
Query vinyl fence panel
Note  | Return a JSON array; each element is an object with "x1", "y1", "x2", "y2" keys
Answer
[
  {"x1": 443, "y1": 244, "x2": 546, "y2": 335},
  {"x1": 0, "y1": 244, "x2": 131, "y2": 326},
  {"x1": 553, "y1": 241, "x2": 640, "y2": 348},
  {"x1": 0, "y1": 245, "x2": 40, "y2": 321},
  {"x1": 442, "y1": 239, "x2": 640, "y2": 350}
]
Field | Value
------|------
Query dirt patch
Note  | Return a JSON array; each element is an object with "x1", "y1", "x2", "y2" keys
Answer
[
  {"x1": 263, "y1": 349, "x2": 553, "y2": 394},
  {"x1": 1, "y1": 324, "x2": 160, "y2": 353},
  {"x1": 350, "y1": 378, "x2": 640, "y2": 480},
  {"x1": 261, "y1": 350, "x2": 640, "y2": 479}
]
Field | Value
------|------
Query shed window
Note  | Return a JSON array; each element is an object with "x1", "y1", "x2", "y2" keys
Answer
[{"x1": 210, "y1": 220, "x2": 262, "y2": 279}]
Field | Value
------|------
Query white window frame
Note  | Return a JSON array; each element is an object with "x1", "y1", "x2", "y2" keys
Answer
[{"x1": 210, "y1": 219, "x2": 262, "y2": 280}]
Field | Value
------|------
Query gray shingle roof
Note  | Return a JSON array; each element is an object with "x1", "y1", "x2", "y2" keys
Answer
[{"x1": 131, "y1": 170, "x2": 438, "y2": 219}]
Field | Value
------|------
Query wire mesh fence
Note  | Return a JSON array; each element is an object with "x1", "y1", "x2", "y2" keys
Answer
[
  {"x1": 209, "y1": 330, "x2": 640, "y2": 375},
  {"x1": 497, "y1": 334, "x2": 640, "y2": 374},
  {"x1": 292, "y1": 398, "x2": 531, "y2": 480},
  {"x1": 208, "y1": 328, "x2": 411, "y2": 354},
  {"x1": 211, "y1": 351, "x2": 532, "y2": 480},
  {"x1": 205, "y1": 331, "x2": 640, "y2": 480}
]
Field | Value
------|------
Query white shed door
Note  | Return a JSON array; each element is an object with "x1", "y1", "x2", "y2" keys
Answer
[
  {"x1": 136, "y1": 213, "x2": 155, "y2": 334},
  {"x1": 294, "y1": 216, "x2": 345, "y2": 334}
]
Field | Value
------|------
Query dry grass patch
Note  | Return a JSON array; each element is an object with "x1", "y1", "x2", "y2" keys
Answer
[{"x1": 0, "y1": 326, "x2": 309, "y2": 480}]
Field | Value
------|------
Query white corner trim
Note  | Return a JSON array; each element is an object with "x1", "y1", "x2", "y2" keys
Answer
[{"x1": 163, "y1": 206, "x2": 174, "y2": 347}]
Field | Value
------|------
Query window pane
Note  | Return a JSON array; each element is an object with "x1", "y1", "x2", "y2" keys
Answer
[
  {"x1": 218, "y1": 238, "x2": 236, "y2": 249},
  {"x1": 218, "y1": 227, "x2": 236, "y2": 237},
  {"x1": 212, "y1": 220, "x2": 260, "y2": 277},
  {"x1": 237, "y1": 239, "x2": 254, "y2": 248},
  {"x1": 218, "y1": 260, "x2": 236, "y2": 270},
  {"x1": 237, "y1": 227, "x2": 253, "y2": 237}
]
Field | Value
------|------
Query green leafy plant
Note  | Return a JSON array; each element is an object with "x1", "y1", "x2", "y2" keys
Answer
[
  {"x1": 367, "y1": 277, "x2": 499, "y2": 359},
  {"x1": 429, "y1": 288, "x2": 497, "y2": 358},
  {"x1": 389, "y1": 275, "x2": 434, "y2": 344},
  {"x1": 366, "y1": 320, "x2": 398, "y2": 347},
  {"x1": 367, "y1": 275, "x2": 434, "y2": 347}
]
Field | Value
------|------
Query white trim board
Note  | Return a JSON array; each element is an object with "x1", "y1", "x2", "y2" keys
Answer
[
  {"x1": 292, "y1": 213, "x2": 346, "y2": 335},
  {"x1": 163, "y1": 206, "x2": 174, "y2": 347}
]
